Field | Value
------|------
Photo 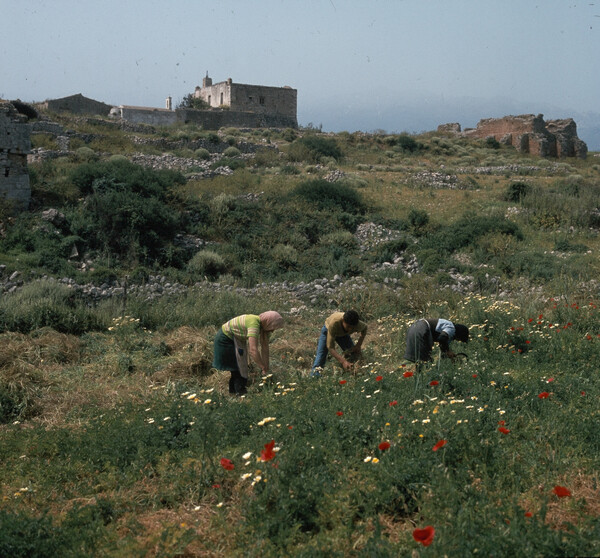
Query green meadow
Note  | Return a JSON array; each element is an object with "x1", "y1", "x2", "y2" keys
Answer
[{"x1": 1, "y1": 114, "x2": 599, "y2": 556}]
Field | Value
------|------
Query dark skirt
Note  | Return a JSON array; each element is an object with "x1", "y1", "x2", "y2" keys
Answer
[
  {"x1": 212, "y1": 329, "x2": 238, "y2": 371},
  {"x1": 404, "y1": 319, "x2": 434, "y2": 363}
]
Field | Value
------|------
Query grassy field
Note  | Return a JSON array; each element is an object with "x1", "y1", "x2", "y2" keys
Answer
[{"x1": 1, "y1": 115, "x2": 599, "y2": 556}]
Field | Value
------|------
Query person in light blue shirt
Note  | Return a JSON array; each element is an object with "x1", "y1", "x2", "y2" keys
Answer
[{"x1": 403, "y1": 318, "x2": 469, "y2": 363}]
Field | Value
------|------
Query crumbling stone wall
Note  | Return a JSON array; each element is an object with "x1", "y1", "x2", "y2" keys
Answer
[
  {"x1": 0, "y1": 102, "x2": 31, "y2": 211},
  {"x1": 461, "y1": 114, "x2": 587, "y2": 159},
  {"x1": 109, "y1": 106, "x2": 177, "y2": 126},
  {"x1": 177, "y1": 108, "x2": 297, "y2": 130},
  {"x1": 37, "y1": 93, "x2": 112, "y2": 116}
]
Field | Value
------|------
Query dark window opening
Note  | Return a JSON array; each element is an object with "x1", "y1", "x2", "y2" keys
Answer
[
  {"x1": 259, "y1": 96, "x2": 265, "y2": 105},
  {"x1": 220, "y1": 93, "x2": 224, "y2": 105},
  {"x1": 4, "y1": 168, "x2": 9, "y2": 177}
]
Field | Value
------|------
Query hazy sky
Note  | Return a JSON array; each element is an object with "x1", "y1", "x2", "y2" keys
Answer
[{"x1": 2, "y1": 0, "x2": 599, "y2": 142}]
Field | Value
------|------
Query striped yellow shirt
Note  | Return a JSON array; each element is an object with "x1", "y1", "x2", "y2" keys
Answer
[{"x1": 222, "y1": 314, "x2": 261, "y2": 340}]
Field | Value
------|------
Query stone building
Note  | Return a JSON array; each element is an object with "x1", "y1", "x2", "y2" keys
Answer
[
  {"x1": 36, "y1": 93, "x2": 112, "y2": 116},
  {"x1": 193, "y1": 74, "x2": 297, "y2": 128},
  {"x1": 460, "y1": 114, "x2": 587, "y2": 159},
  {"x1": 0, "y1": 101, "x2": 31, "y2": 211}
]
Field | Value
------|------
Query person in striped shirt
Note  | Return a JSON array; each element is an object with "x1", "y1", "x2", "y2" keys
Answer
[{"x1": 212, "y1": 311, "x2": 284, "y2": 395}]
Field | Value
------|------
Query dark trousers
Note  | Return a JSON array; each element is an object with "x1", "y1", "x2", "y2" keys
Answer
[{"x1": 229, "y1": 370, "x2": 248, "y2": 395}]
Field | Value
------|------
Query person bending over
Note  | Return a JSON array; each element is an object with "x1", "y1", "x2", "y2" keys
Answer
[
  {"x1": 404, "y1": 318, "x2": 469, "y2": 364},
  {"x1": 212, "y1": 311, "x2": 284, "y2": 395},
  {"x1": 311, "y1": 310, "x2": 368, "y2": 377}
]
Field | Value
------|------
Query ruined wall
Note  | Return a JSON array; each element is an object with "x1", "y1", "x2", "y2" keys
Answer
[
  {"x1": 110, "y1": 106, "x2": 177, "y2": 126},
  {"x1": 176, "y1": 108, "x2": 297, "y2": 130},
  {"x1": 462, "y1": 114, "x2": 587, "y2": 159},
  {"x1": 38, "y1": 94, "x2": 112, "y2": 116},
  {"x1": 0, "y1": 102, "x2": 31, "y2": 211}
]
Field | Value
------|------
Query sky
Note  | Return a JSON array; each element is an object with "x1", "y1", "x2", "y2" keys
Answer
[{"x1": 2, "y1": 0, "x2": 600, "y2": 147}]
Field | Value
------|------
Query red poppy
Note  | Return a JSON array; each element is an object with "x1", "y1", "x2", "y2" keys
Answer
[
  {"x1": 524, "y1": 511, "x2": 533, "y2": 518},
  {"x1": 429, "y1": 380, "x2": 439, "y2": 386},
  {"x1": 525, "y1": 340, "x2": 531, "y2": 344},
  {"x1": 498, "y1": 427, "x2": 510, "y2": 435},
  {"x1": 412, "y1": 525, "x2": 435, "y2": 547},
  {"x1": 339, "y1": 380, "x2": 347, "y2": 385},
  {"x1": 220, "y1": 458, "x2": 235, "y2": 470},
  {"x1": 212, "y1": 483, "x2": 221, "y2": 488},
  {"x1": 552, "y1": 485, "x2": 571, "y2": 498},
  {"x1": 375, "y1": 375, "x2": 383, "y2": 381},
  {"x1": 336, "y1": 411, "x2": 344, "y2": 416},
  {"x1": 432, "y1": 439, "x2": 447, "y2": 452},
  {"x1": 498, "y1": 420, "x2": 505, "y2": 426},
  {"x1": 472, "y1": 374, "x2": 478, "y2": 378},
  {"x1": 539, "y1": 314, "x2": 543, "y2": 319},
  {"x1": 528, "y1": 318, "x2": 534, "y2": 323},
  {"x1": 378, "y1": 441, "x2": 391, "y2": 451},
  {"x1": 403, "y1": 371, "x2": 414, "y2": 378},
  {"x1": 538, "y1": 392, "x2": 550, "y2": 399},
  {"x1": 288, "y1": 425, "x2": 293, "y2": 429},
  {"x1": 586, "y1": 334, "x2": 592, "y2": 340},
  {"x1": 547, "y1": 377, "x2": 554, "y2": 382},
  {"x1": 389, "y1": 400, "x2": 398, "y2": 406},
  {"x1": 581, "y1": 391, "x2": 586, "y2": 396},
  {"x1": 260, "y1": 440, "x2": 276, "y2": 462}
]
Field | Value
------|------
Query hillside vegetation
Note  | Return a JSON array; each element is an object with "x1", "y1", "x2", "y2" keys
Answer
[{"x1": 1, "y1": 112, "x2": 599, "y2": 556}]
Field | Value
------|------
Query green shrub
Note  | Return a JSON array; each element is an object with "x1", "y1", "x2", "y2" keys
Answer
[
  {"x1": 319, "y1": 230, "x2": 358, "y2": 250},
  {"x1": 408, "y1": 208, "x2": 430, "y2": 234},
  {"x1": 186, "y1": 250, "x2": 227, "y2": 279},
  {"x1": 422, "y1": 213, "x2": 523, "y2": 255},
  {"x1": 368, "y1": 237, "x2": 409, "y2": 265},
  {"x1": 75, "y1": 146, "x2": 97, "y2": 162},
  {"x1": 223, "y1": 146, "x2": 241, "y2": 157},
  {"x1": 211, "y1": 157, "x2": 246, "y2": 170},
  {"x1": 271, "y1": 243, "x2": 299, "y2": 270},
  {"x1": 194, "y1": 148, "x2": 211, "y2": 160},
  {"x1": 485, "y1": 136, "x2": 501, "y2": 149},
  {"x1": 288, "y1": 135, "x2": 342, "y2": 163},
  {"x1": 292, "y1": 179, "x2": 366, "y2": 214},
  {"x1": 504, "y1": 181, "x2": 530, "y2": 202}
]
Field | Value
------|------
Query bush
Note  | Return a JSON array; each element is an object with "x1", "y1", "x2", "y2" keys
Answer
[
  {"x1": 75, "y1": 146, "x2": 97, "y2": 162},
  {"x1": 68, "y1": 160, "x2": 184, "y2": 264},
  {"x1": 292, "y1": 179, "x2": 366, "y2": 214},
  {"x1": 186, "y1": 250, "x2": 227, "y2": 279},
  {"x1": 422, "y1": 213, "x2": 523, "y2": 255},
  {"x1": 211, "y1": 157, "x2": 246, "y2": 170},
  {"x1": 368, "y1": 237, "x2": 409, "y2": 265},
  {"x1": 504, "y1": 181, "x2": 530, "y2": 202},
  {"x1": 223, "y1": 146, "x2": 241, "y2": 158},
  {"x1": 408, "y1": 208, "x2": 430, "y2": 234},
  {"x1": 194, "y1": 148, "x2": 211, "y2": 160},
  {"x1": 288, "y1": 135, "x2": 342, "y2": 163}
]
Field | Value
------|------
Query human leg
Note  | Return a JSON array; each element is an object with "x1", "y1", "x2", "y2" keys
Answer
[
  {"x1": 229, "y1": 369, "x2": 247, "y2": 395},
  {"x1": 311, "y1": 325, "x2": 329, "y2": 376}
]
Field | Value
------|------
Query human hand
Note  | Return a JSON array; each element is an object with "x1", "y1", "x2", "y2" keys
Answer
[{"x1": 342, "y1": 360, "x2": 354, "y2": 372}]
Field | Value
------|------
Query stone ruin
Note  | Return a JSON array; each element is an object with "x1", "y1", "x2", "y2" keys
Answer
[
  {"x1": 0, "y1": 101, "x2": 31, "y2": 211},
  {"x1": 438, "y1": 114, "x2": 587, "y2": 159}
]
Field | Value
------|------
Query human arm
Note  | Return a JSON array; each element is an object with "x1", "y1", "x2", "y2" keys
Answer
[
  {"x1": 348, "y1": 330, "x2": 367, "y2": 354},
  {"x1": 248, "y1": 336, "x2": 268, "y2": 373},
  {"x1": 329, "y1": 347, "x2": 354, "y2": 371}
]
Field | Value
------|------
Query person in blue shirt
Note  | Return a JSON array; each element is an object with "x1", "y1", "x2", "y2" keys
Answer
[{"x1": 403, "y1": 318, "x2": 469, "y2": 363}]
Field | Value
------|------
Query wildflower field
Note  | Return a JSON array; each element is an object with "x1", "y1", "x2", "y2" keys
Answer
[
  {"x1": 1, "y1": 116, "x2": 600, "y2": 555},
  {"x1": 1, "y1": 292, "x2": 599, "y2": 556}
]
